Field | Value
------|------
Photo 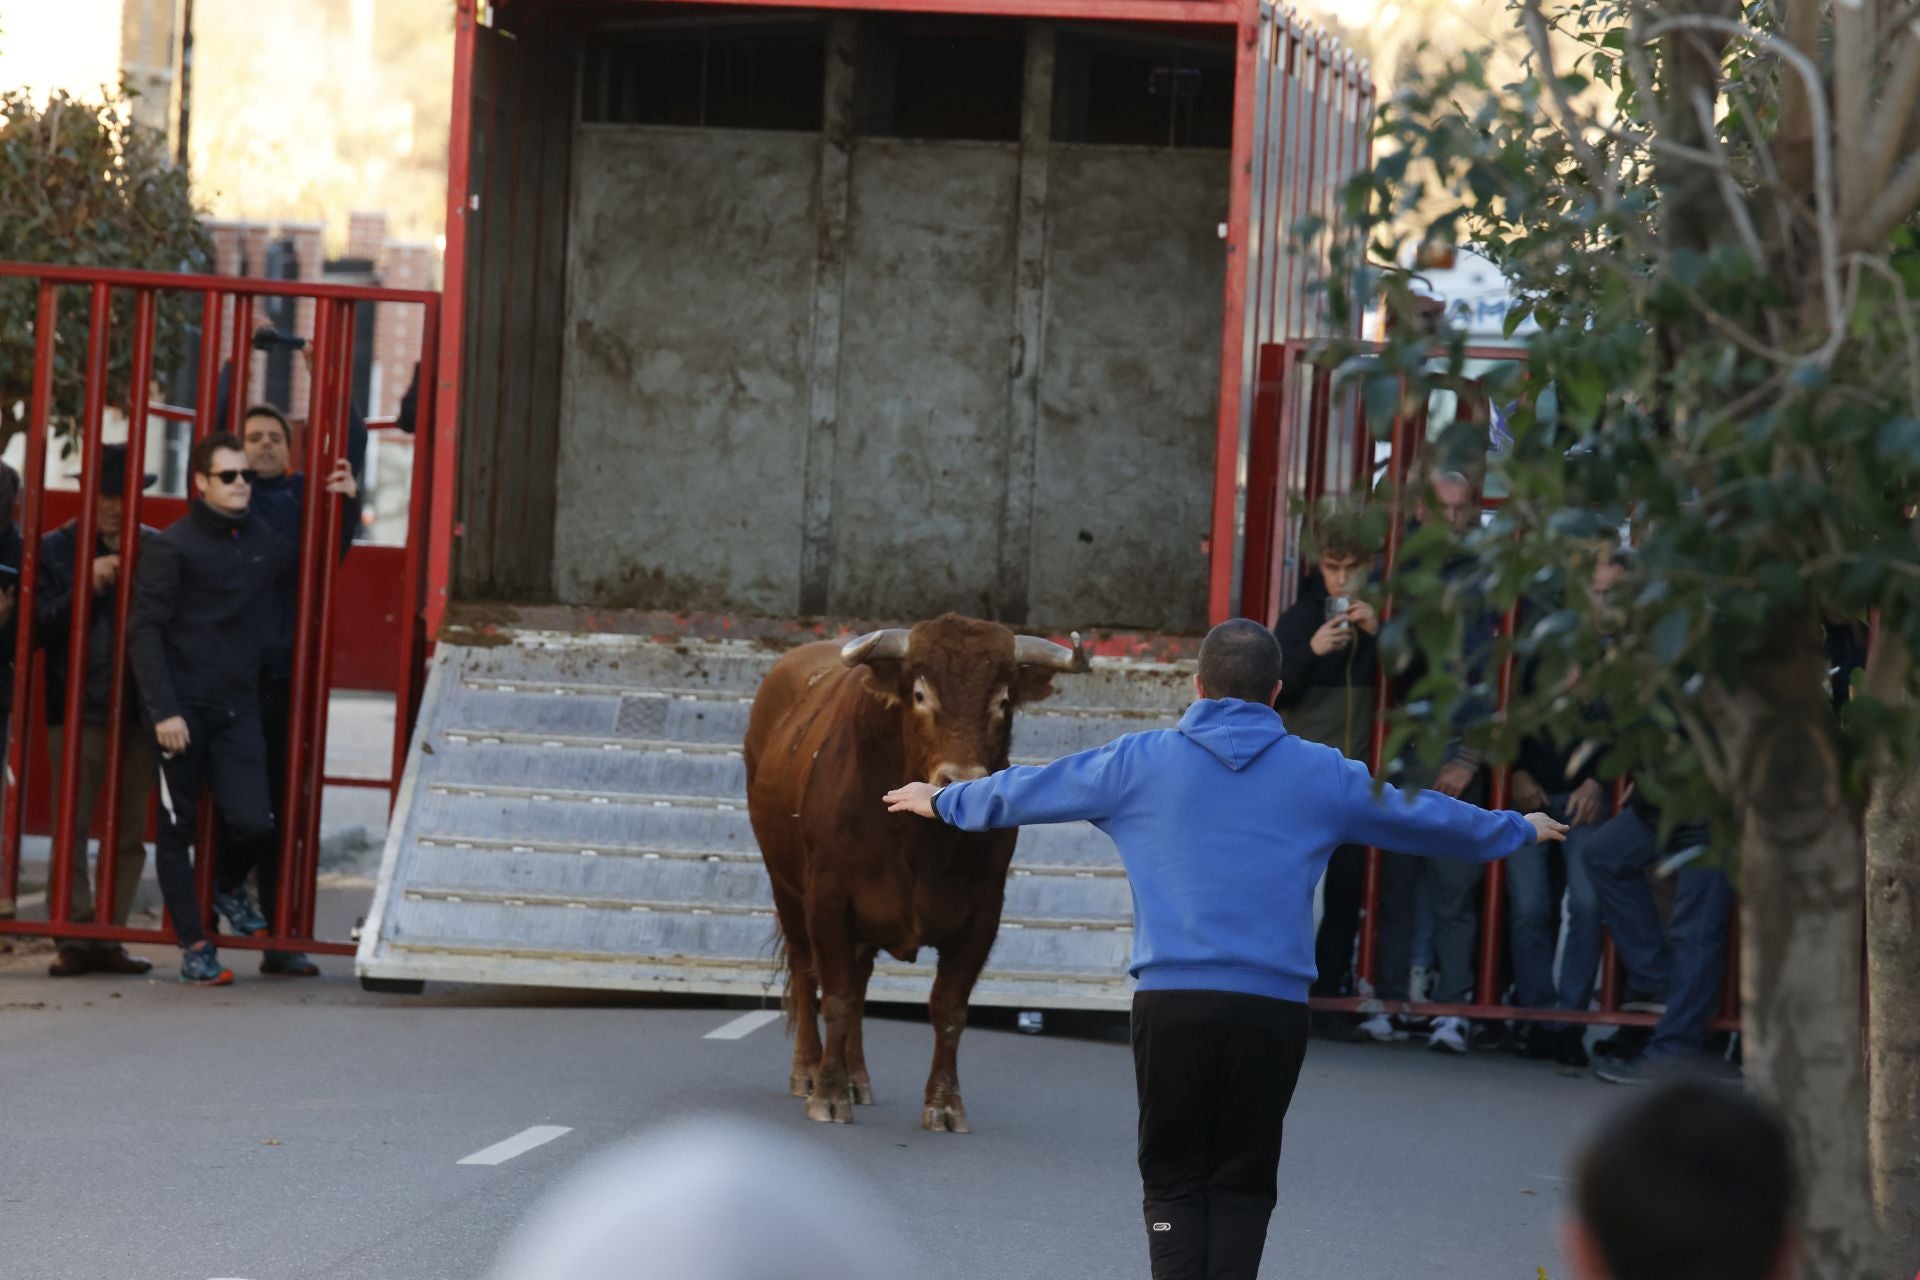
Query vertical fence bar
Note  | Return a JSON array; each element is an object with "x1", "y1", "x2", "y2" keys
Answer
[
  {"x1": 273, "y1": 297, "x2": 336, "y2": 938},
  {"x1": 4, "y1": 284, "x2": 60, "y2": 906},
  {"x1": 390, "y1": 302, "x2": 439, "y2": 801},
  {"x1": 50, "y1": 282, "x2": 115, "y2": 926},
  {"x1": 298, "y1": 299, "x2": 356, "y2": 935},
  {"x1": 225, "y1": 294, "x2": 254, "y2": 436},
  {"x1": 1356, "y1": 383, "x2": 1415, "y2": 987},
  {"x1": 95, "y1": 288, "x2": 158, "y2": 930},
  {"x1": 195, "y1": 290, "x2": 223, "y2": 441},
  {"x1": 1241, "y1": 344, "x2": 1286, "y2": 627},
  {"x1": 1599, "y1": 776, "x2": 1630, "y2": 1012},
  {"x1": 1477, "y1": 597, "x2": 1521, "y2": 1004}
]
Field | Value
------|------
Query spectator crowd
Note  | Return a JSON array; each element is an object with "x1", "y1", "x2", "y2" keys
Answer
[
  {"x1": 0, "y1": 326, "x2": 364, "y2": 987},
  {"x1": 1276, "y1": 454, "x2": 1807, "y2": 1087}
]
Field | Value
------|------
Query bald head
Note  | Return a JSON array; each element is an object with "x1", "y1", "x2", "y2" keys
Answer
[{"x1": 1197, "y1": 620, "x2": 1283, "y2": 703}]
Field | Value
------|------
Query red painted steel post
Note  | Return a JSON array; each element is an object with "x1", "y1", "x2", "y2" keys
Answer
[
  {"x1": 192, "y1": 802, "x2": 217, "y2": 939},
  {"x1": 1270, "y1": 345, "x2": 1304, "y2": 613},
  {"x1": 1303, "y1": 364, "x2": 1331, "y2": 506},
  {"x1": 50, "y1": 283, "x2": 115, "y2": 927},
  {"x1": 273, "y1": 297, "x2": 336, "y2": 938},
  {"x1": 94, "y1": 288, "x2": 158, "y2": 930},
  {"x1": 298, "y1": 301, "x2": 357, "y2": 935},
  {"x1": 225, "y1": 294, "x2": 254, "y2": 436},
  {"x1": 1205, "y1": 14, "x2": 1265, "y2": 626},
  {"x1": 1476, "y1": 597, "x2": 1521, "y2": 1004},
  {"x1": 3, "y1": 284, "x2": 60, "y2": 905},
  {"x1": 389, "y1": 303, "x2": 439, "y2": 799},
  {"x1": 426, "y1": 0, "x2": 480, "y2": 644},
  {"x1": 1598, "y1": 775, "x2": 1630, "y2": 1011},
  {"x1": 1241, "y1": 344, "x2": 1286, "y2": 625},
  {"x1": 1356, "y1": 380, "x2": 1412, "y2": 987},
  {"x1": 195, "y1": 290, "x2": 223, "y2": 441}
]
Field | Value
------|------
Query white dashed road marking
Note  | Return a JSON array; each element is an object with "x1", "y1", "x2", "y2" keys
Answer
[
  {"x1": 457, "y1": 1125, "x2": 573, "y2": 1166},
  {"x1": 704, "y1": 1009, "x2": 782, "y2": 1041}
]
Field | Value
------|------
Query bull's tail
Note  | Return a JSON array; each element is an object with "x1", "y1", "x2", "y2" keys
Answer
[{"x1": 762, "y1": 915, "x2": 799, "y2": 1036}]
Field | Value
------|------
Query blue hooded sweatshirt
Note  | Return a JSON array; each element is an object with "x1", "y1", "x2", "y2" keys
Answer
[{"x1": 934, "y1": 697, "x2": 1537, "y2": 1004}]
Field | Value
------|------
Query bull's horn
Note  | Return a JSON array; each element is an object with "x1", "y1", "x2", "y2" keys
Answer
[
  {"x1": 1014, "y1": 632, "x2": 1090, "y2": 673},
  {"x1": 841, "y1": 628, "x2": 911, "y2": 666}
]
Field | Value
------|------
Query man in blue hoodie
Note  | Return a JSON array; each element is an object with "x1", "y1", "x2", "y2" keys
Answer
[{"x1": 885, "y1": 620, "x2": 1565, "y2": 1280}]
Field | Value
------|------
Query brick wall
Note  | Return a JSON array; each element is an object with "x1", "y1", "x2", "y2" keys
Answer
[{"x1": 202, "y1": 213, "x2": 438, "y2": 435}]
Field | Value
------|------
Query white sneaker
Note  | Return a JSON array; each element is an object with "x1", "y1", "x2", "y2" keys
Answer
[
  {"x1": 1427, "y1": 1016, "x2": 1469, "y2": 1055},
  {"x1": 1358, "y1": 1014, "x2": 1408, "y2": 1043},
  {"x1": 1409, "y1": 965, "x2": 1434, "y2": 1003}
]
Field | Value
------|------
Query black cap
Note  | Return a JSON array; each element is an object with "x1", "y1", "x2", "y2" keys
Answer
[{"x1": 71, "y1": 444, "x2": 159, "y2": 497}]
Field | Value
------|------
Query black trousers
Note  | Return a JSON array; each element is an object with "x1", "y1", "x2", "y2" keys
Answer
[
  {"x1": 218, "y1": 671, "x2": 291, "y2": 919},
  {"x1": 1132, "y1": 989, "x2": 1311, "y2": 1280},
  {"x1": 1310, "y1": 843, "x2": 1366, "y2": 996},
  {"x1": 154, "y1": 705, "x2": 274, "y2": 949}
]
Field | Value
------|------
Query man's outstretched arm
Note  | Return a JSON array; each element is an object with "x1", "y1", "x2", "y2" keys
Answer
[
  {"x1": 1335, "y1": 755, "x2": 1565, "y2": 860},
  {"x1": 884, "y1": 738, "x2": 1132, "y2": 830}
]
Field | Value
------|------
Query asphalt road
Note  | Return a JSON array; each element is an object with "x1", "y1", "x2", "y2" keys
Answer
[{"x1": 0, "y1": 905, "x2": 1620, "y2": 1280}]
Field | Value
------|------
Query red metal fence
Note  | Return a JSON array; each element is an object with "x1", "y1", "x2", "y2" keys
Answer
[
  {"x1": 0, "y1": 263, "x2": 440, "y2": 958},
  {"x1": 1244, "y1": 338, "x2": 1739, "y2": 1031}
]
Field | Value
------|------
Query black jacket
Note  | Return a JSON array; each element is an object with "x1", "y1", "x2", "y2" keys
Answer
[
  {"x1": 36, "y1": 521, "x2": 159, "y2": 728},
  {"x1": 130, "y1": 502, "x2": 295, "y2": 723},
  {"x1": 0, "y1": 522, "x2": 19, "y2": 718},
  {"x1": 249, "y1": 471, "x2": 359, "y2": 679},
  {"x1": 1274, "y1": 570, "x2": 1380, "y2": 706}
]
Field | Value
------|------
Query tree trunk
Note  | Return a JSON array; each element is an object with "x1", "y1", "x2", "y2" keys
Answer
[
  {"x1": 1866, "y1": 725, "x2": 1920, "y2": 1268},
  {"x1": 1716, "y1": 620, "x2": 1885, "y2": 1278}
]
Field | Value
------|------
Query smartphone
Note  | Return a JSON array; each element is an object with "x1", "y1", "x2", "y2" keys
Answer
[{"x1": 1325, "y1": 595, "x2": 1351, "y2": 633}]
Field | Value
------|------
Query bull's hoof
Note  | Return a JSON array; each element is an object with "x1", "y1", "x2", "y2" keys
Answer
[
  {"x1": 806, "y1": 1089, "x2": 856, "y2": 1124},
  {"x1": 851, "y1": 1079, "x2": 875, "y2": 1106},
  {"x1": 921, "y1": 1102, "x2": 971, "y2": 1134}
]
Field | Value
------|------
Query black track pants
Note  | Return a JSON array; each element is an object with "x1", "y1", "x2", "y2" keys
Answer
[{"x1": 1131, "y1": 989, "x2": 1311, "y2": 1280}]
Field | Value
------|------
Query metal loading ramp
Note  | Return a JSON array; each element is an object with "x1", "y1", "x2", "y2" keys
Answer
[{"x1": 356, "y1": 630, "x2": 1195, "y2": 1009}]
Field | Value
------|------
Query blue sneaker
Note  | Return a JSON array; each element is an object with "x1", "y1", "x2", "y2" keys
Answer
[
  {"x1": 179, "y1": 944, "x2": 234, "y2": 987},
  {"x1": 213, "y1": 886, "x2": 269, "y2": 937}
]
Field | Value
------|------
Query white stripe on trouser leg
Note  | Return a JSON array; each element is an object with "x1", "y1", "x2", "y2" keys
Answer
[{"x1": 156, "y1": 770, "x2": 177, "y2": 824}]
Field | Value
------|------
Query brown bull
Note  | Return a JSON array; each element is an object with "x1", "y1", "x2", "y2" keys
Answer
[{"x1": 743, "y1": 614, "x2": 1085, "y2": 1132}]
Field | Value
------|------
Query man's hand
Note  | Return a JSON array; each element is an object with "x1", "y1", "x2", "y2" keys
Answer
[
  {"x1": 1567, "y1": 777, "x2": 1605, "y2": 826},
  {"x1": 324, "y1": 458, "x2": 358, "y2": 499},
  {"x1": 884, "y1": 781, "x2": 942, "y2": 819},
  {"x1": 1435, "y1": 761, "x2": 1478, "y2": 797},
  {"x1": 1509, "y1": 768, "x2": 1548, "y2": 813},
  {"x1": 1346, "y1": 599, "x2": 1380, "y2": 636},
  {"x1": 90, "y1": 554, "x2": 120, "y2": 593},
  {"x1": 1308, "y1": 615, "x2": 1353, "y2": 656},
  {"x1": 154, "y1": 716, "x2": 190, "y2": 755},
  {"x1": 1524, "y1": 812, "x2": 1570, "y2": 844}
]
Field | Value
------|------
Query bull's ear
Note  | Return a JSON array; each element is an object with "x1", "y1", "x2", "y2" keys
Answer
[
  {"x1": 842, "y1": 629, "x2": 911, "y2": 707},
  {"x1": 1013, "y1": 665, "x2": 1061, "y2": 706},
  {"x1": 857, "y1": 659, "x2": 906, "y2": 707}
]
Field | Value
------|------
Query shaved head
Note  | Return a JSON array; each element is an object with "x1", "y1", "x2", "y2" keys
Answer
[{"x1": 1197, "y1": 620, "x2": 1283, "y2": 703}]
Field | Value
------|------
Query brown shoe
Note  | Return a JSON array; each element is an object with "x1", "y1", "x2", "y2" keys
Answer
[
  {"x1": 92, "y1": 945, "x2": 155, "y2": 976},
  {"x1": 48, "y1": 944, "x2": 95, "y2": 977}
]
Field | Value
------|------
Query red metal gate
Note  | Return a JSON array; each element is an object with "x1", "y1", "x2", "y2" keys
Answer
[
  {"x1": 1242, "y1": 338, "x2": 1740, "y2": 1030},
  {"x1": 0, "y1": 263, "x2": 440, "y2": 958}
]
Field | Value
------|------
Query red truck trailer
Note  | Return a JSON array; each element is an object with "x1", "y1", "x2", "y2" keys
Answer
[{"x1": 357, "y1": 0, "x2": 1373, "y2": 998}]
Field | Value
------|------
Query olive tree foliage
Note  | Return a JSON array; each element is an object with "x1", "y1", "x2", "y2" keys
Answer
[
  {"x1": 1318, "y1": 0, "x2": 1920, "y2": 1272},
  {"x1": 0, "y1": 84, "x2": 213, "y2": 452}
]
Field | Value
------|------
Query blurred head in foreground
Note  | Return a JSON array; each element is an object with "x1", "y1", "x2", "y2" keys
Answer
[
  {"x1": 489, "y1": 1117, "x2": 906, "y2": 1280},
  {"x1": 1567, "y1": 1081, "x2": 1798, "y2": 1280}
]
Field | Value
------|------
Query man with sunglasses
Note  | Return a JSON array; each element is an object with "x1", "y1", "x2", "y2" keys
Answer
[{"x1": 129, "y1": 432, "x2": 295, "y2": 985}]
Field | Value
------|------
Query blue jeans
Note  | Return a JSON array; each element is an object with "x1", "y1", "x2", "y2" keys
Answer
[
  {"x1": 1583, "y1": 806, "x2": 1734, "y2": 1060},
  {"x1": 1504, "y1": 792, "x2": 1603, "y2": 1012}
]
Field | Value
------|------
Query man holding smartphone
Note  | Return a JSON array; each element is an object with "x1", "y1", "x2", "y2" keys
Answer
[
  {"x1": 129, "y1": 433, "x2": 294, "y2": 985},
  {"x1": 1273, "y1": 505, "x2": 1383, "y2": 1030}
]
